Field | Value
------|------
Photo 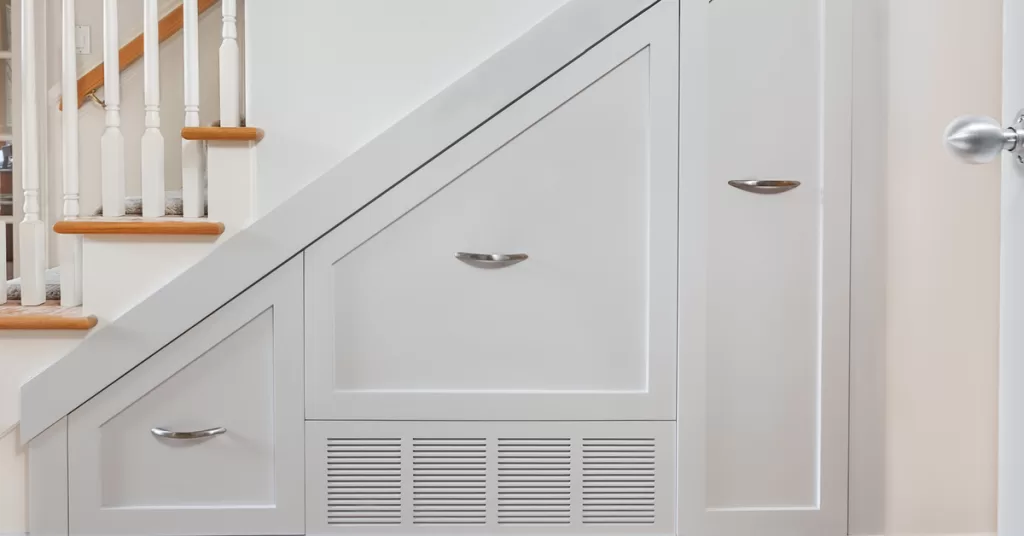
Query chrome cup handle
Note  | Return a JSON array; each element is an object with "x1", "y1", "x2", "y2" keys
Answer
[
  {"x1": 455, "y1": 252, "x2": 529, "y2": 269},
  {"x1": 728, "y1": 179, "x2": 801, "y2": 195},
  {"x1": 151, "y1": 427, "x2": 227, "y2": 440}
]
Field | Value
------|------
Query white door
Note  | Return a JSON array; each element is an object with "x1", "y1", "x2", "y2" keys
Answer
[
  {"x1": 1005, "y1": 5, "x2": 1024, "y2": 533},
  {"x1": 944, "y1": 4, "x2": 1024, "y2": 534},
  {"x1": 677, "y1": 0, "x2": 852, "y2": 535}
]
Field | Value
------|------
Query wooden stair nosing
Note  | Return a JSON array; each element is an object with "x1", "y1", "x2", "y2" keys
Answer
[
  {"x1": 181, "y1": 126, "x2": 265, "y2": 142},
  {"x1": 0, "y1": 303, "x2": 97, "y2": 330},
  {"x1": 53, "y1": 218, "x2": 225, "y2": 236}
]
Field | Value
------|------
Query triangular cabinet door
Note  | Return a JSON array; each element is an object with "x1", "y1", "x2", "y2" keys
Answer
[
  {"x1": 305, "y1": 1, "x2": 678, "y2": 421},
  {"x1": 67, "y1": 257, "x2": 304, "y2": 536}
]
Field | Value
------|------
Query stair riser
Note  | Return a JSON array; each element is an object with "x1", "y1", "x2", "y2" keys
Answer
[{"x1": 82, "y1": 237, "x2": 219, "y2": 322}]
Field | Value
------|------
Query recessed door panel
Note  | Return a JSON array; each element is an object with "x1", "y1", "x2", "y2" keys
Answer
[
  {"x1": 305, "y1": 1, "x2": 678, "y2": 421},
  {"x1": 68, "y1": 258, "x2": 305, "y2": 536},
  {"x1": 688, "y1": 0, "x2": 852, "y2": 534}
]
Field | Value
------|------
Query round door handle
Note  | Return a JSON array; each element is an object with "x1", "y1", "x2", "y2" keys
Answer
[{"x1": 944, "y1": 112, "x2": 1024, "y2": 164}]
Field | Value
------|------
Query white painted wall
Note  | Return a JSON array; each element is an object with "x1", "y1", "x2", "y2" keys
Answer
[
  {"x1": 245, "y1": 0, "x2": 570, "y2": 216},
  {"x1": 847, "y1": 1, "x2": 1000, "y2": 535}
]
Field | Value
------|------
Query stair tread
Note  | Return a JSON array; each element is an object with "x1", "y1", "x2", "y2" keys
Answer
[
  {"x1": 0, "y1": 302, "x2": 97, "y2": 330},
  {"x1": 181, "y1": 126, "x2": 264, "y2": 142},
  {"x1": 53, "y1": 217, "x2": 225, "y2": 236}
]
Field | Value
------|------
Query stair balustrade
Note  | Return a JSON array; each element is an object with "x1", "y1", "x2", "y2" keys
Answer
[{"x1": 7, "y1": 0, "x2": 242, "y2": 308}]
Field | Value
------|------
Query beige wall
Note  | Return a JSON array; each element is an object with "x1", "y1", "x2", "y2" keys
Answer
[{"x1": 877, "y1": 0, "x2": 1000, "y2": 534}]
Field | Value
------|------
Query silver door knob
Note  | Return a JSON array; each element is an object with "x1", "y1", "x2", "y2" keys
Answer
[{"x1": 944, "y1": 114, "x2": 1024, "y2": 164}]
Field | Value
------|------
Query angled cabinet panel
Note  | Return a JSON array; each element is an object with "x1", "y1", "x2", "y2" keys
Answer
[
  {"x1": 67, "y1": 257, "x2": 305, "y2": 535},
  {"x1": 305, "y1": 1, "x2": 678, "y2": 421}
]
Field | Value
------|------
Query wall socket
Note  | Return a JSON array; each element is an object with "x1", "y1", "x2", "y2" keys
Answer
[{"x1": 75, "y1": 25, "x2": 90, "y2": 55}]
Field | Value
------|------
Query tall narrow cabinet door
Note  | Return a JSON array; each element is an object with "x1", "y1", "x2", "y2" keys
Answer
[
  {"x1": 678, "y1": 0, "x2": 852, "y2": 535},
  {"x1": 305, "y1": 0, "x2": 678, "y2": 421}
]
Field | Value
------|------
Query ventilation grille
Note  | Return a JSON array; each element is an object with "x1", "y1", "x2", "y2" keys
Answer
[
  {"x1": 412, "y1": 438, "x2": 487, "y2": 525},
  {"x1": 326, "y1": 437, "x2": 403, "y2": 526},
  {"x1": 315, "y1": 423, "x2": 672, "y2": 533},
  {"x1": 497, "y1": 438, "x2": 572, "y2": 525},
  {"x1": 582, "y1": 438, "x2": 656, "y2": 525}
]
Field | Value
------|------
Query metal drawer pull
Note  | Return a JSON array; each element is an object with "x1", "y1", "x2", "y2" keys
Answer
[
  {"x1": 728, "y1": 179, "x2": 801, "y2": 194},
  {"x1": 455, "y1": 252, "x2": 529, "y2": 268},
  {"x1": 151, "y1": 427, "x2": 226, "y2": 440}
]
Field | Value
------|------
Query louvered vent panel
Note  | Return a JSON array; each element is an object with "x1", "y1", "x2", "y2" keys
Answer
[
  {"x1": 582, "y1": 438, "x2": 657, "y2": 525},
  {"x1": 326, "y1": 437, "x2": 403, "y2": 526},
  {"x1": 412, "y1": 438, "x2": 487, "y2": 525},
  {"x1": 313, "y1": 423, "x2": 672, "y2": 534},
  {"x1": 497, "y1": 438, "x2": 572, "y2": 525}
]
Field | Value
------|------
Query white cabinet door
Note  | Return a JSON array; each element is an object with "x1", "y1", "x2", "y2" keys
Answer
[
  {"x1": 67, "y1": 257, "x2": 305, "y2": 535},
  {"x1": 677, "y1": 0, "x2": 852, "y2": 535},
  {"x1": 305, "y1": 0, "x2": 678, "y2": 421}
]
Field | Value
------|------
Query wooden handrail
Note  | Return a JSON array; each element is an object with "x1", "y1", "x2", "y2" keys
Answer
[{"x1": 60, "y1": 0, "x2": 218, "y2": 110}]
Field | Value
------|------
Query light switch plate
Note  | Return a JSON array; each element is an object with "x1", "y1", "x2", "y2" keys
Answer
[{"x1": 74, "y1": 25, "x2": 90, "y2": 55}]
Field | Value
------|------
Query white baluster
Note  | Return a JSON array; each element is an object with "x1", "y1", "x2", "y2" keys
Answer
[
  {"x1": 219, "y1": 0, "x2": 239, "y2": 127},
  {"x1": 101, "y1": 0, "x2": 124, "y2": 217},
  {"x1": 141, "y1": 0, "x2": 164, "y2": 217},
  {"x1": 181, "y1": 0, "x2": 204, "y2": 218},
  {"x1": 60, "y1": 0, "x2": 82, "y2": 306},
  {"x1": 0, "y1": 224, "x2": 6, "y2": 305},
  {"x1": 18, "y1": 0, "x2": 45, "y2": 306}
]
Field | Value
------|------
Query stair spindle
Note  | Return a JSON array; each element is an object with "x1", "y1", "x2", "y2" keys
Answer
[
  {"x1": 19, "y1": 0, "x2": 45, "y2": 306},
  {"x1": 0, "y1": 225, "x2": 6, "y2": 305},
  {"x1": 220, "y1": 0, "x2": 240, "y2": 127},
  {"x1": 101, "y1": 0, "x2": 125, "y2": 217},
  {"x1": 141, "y1": 0, "x2": 165, "y2": 218},
  {"x1": 60, "y1": 0, "x2": 83, "y2": 306},
  {"x1": 182, "y1": 0, "x2": 204, "y2": 218}
]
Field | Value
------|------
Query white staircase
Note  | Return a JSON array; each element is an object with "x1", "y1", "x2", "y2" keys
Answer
[
  {"x1": 1, "y1": 0, "x2": 251, "y2": 319},
  {"x1": 0, "y1": 0, "x2": 254, "y2": 479}
]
